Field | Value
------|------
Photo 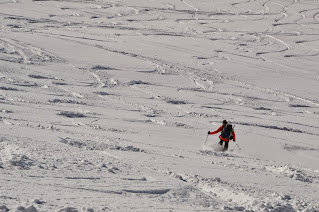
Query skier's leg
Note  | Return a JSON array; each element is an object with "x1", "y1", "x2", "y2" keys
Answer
[
  {"x1": 224, "y1": 141, "x2": 229, "y2": 150},
  {"x1": 219, "y1": 140, "x2": 223, "y2": 145}
]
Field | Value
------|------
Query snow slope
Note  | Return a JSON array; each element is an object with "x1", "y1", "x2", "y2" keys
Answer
[{"x1": 0, "y1": 0, "x2": 319, "y2": 211}]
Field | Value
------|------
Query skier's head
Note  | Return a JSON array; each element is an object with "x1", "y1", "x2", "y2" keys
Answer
[{"x1": 222, "y1": 120, "x2": 227, "y2": 125}]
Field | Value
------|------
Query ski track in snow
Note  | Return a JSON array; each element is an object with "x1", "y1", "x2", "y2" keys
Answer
[{"x1": 0, "y1": 0, "x2": 319, "y2": 211}]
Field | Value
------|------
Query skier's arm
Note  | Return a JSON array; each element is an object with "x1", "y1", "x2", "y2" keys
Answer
[
  {"x1": 232, "y1": 130, "x2": 236, "y2": 141},
  {"x1": 209, "y1": 126, "x2": 223, "y2": 135}
]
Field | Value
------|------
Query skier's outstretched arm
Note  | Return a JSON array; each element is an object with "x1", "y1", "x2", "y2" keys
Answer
[
  {"x1": 208, "y1": 126, "x2": 223, "y2": 135},
  {"x1": 232, "y1": 130, "x2": 236, "y2": 141}
]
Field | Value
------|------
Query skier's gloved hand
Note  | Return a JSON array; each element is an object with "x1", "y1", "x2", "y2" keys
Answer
[
  {"x1": 207, "y1": 131, "x2": 211, "y2": 135},
  {"x1": 233, "y1": 140, "x2": 236, "y2": 142}
]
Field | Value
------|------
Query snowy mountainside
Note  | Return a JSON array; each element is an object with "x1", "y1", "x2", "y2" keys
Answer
[{"x1": 0, "y1": 0, "x2": 319, "y2": 211}]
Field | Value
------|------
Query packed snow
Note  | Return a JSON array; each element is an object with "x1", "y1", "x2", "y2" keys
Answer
[{"x1": 0, "y1": 0, "x2": 319, "y2": 211}]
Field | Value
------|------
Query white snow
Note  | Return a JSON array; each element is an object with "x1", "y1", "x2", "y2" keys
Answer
[{"x1": 1, "y1": 0, "x2": 319, "y2": 211}]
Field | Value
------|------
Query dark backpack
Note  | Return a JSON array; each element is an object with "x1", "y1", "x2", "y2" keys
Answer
[{"x1": 221, "y1": 124, "x2": 233, "y2": 140}]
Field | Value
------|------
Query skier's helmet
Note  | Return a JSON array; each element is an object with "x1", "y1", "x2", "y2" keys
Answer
[{"x1": 223, "y1": 120, "x2": 228, "y2": 125}]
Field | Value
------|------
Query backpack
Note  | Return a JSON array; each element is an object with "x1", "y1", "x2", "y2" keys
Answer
[{"x1": 221, "y1": 124, "x2": 234, "y2": 140}]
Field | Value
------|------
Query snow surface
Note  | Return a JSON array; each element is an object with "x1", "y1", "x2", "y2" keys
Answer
[{"x1": 0, "y1": 0, "x2": 319, "y2": 211}]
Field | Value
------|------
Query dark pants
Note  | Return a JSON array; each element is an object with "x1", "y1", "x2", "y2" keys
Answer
[{"x1": 219, "y1": 140, "x2": 229, "y2": 150}]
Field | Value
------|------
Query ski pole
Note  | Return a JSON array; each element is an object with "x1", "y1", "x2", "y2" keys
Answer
[
  {"x1": 235, "y1": 142, "x2": 241, "y2": 150},
  {"x1": 204, "y1": 134, "x2": 209, "y2": 145}
]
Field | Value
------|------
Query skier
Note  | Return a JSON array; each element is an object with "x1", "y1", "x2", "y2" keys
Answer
[{"x1": 208, "y1": 120, "x2": 236, "y2": 150}]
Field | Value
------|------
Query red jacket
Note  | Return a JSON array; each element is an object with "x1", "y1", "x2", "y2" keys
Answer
[{"x1": 209, "y1": 125, "x2": 236, "y2": 142}]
